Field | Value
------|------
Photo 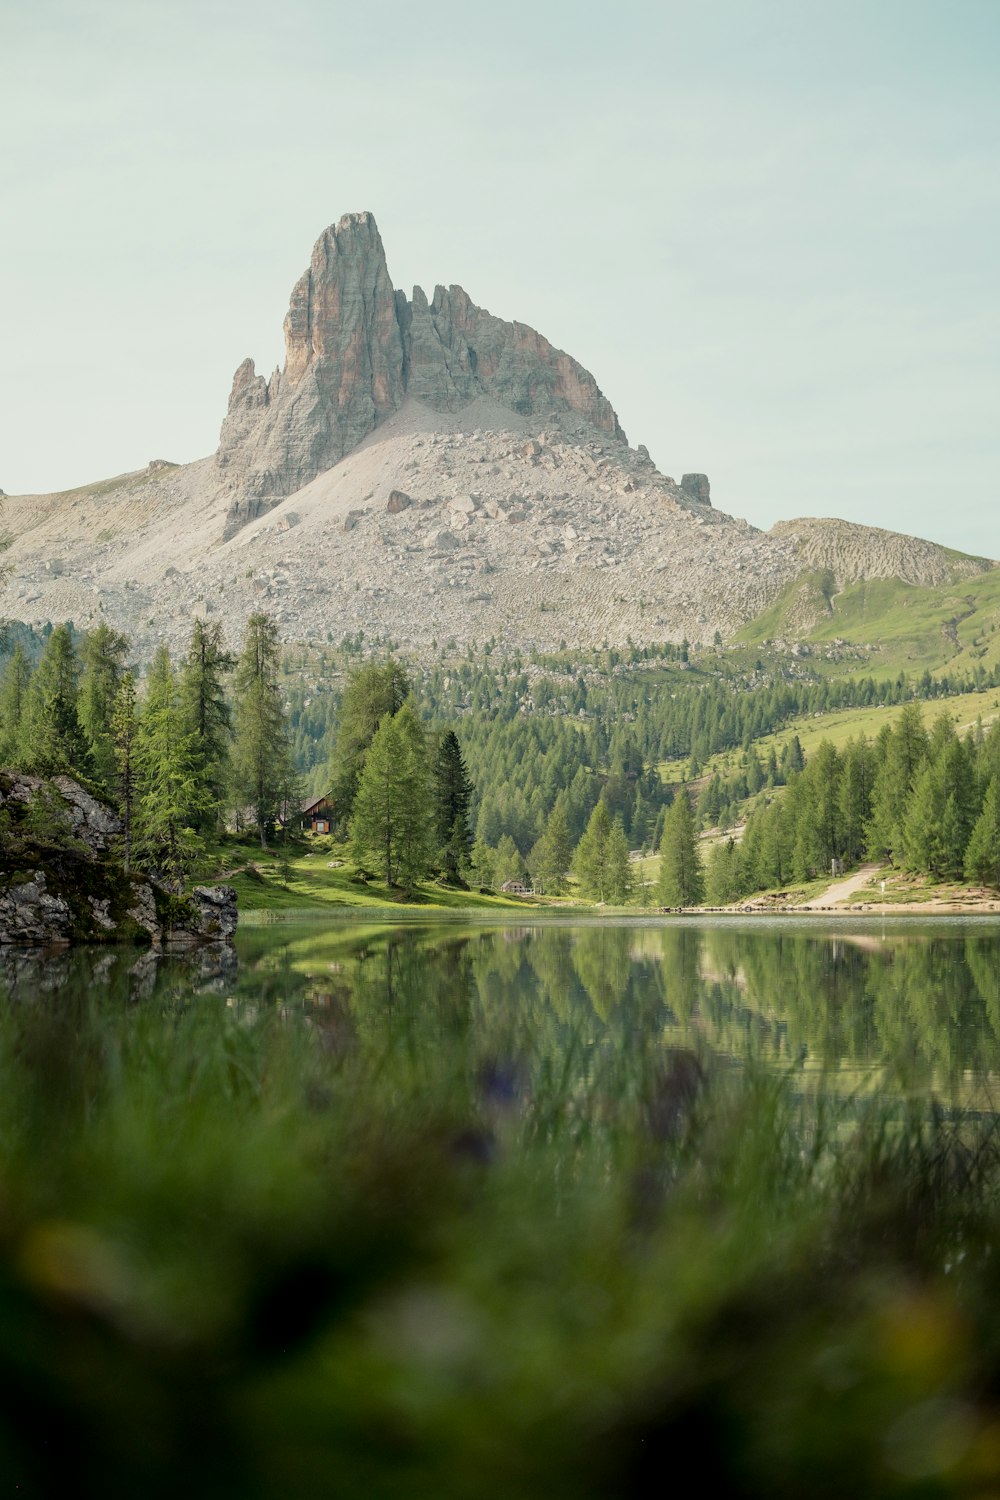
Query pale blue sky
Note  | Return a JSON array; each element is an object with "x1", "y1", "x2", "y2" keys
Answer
[{"x1": 2, "y1": 0, "x2": 997, "y2": 553}]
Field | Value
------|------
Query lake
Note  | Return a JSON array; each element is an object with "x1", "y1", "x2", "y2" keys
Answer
[{"x1": 3, "y1": 915, "x2": 1000, "y2": 1496}]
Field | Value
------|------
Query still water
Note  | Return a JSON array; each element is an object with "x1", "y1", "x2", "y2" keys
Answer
[{"x1": 7, "y1": 916, "x2": 1000, "y2": 1104}]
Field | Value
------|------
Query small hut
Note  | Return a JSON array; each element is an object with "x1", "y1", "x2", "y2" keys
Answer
[{"x1": 301, "y1": 795, "x2": 335, "y2": 834}]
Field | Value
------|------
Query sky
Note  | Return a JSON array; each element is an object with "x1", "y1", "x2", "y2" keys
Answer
[{"x1": 1, "y1": 0, "x2": 998, "y2": 554}]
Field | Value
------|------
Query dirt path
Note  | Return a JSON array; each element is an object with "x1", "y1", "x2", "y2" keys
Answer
[{"x1": 797, "y1": 863, "x2": 885, "y2": 910}]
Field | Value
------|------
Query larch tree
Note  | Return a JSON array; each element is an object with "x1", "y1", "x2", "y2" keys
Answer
[
  {"x1": 79, "y1": 622, "x2": 130, "y2": 792},
  {"x1": 0, "y1": 643, "x2": 32, "y2": 763},
  {"x1": 530, "y1": 801, "x2": 574, "y2": 895},
  {"x1": 965, "y1": 777, "x2": 1000, "y2": 887},
  {"x1": 231, "y1": 614, "x2": 294, "y2": 849},
  {"x1": 574, "y1": 800, "x2": 620, "y2": 903},
  {"x1": 349, "y1": 701, "x2": 434, "y2": 889},
  {"x1": 134, "y1": 646, "x2": 207, "y2": 890},
  {"x1": 328, "y1": 658, "x2": 411, "y2": 829},
  {"x1": 657, "y1": 790, "x2": 704, "y2": 907},
  {"x1": 180, "y1": 619, "x2": 235, "y2": 832},
  {"x1": 111, "y1": 671, "x2": 138, "y2": 871}
]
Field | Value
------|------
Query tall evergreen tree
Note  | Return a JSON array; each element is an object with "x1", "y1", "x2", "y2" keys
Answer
[
  {"x1": 837, "y1": 736, "x2": 877, "y2": 865},
  {"x1": 111, "y1": 671, "x2": 138, "y2": 871},
  {"x1": 231, "y1": 614, "x2": 293, "y2": 849},
  {"x1": 0, "y1": 643, "x2": 31, "y2": 762},
  {"x1": 530, "y1": 801, "x2": 574, "y2": 895},
  {"x1": 350, "y1": 701, "x2": 434, "y2": 888},
  {"x1": 705, "y1": 837, "x2": 742, "y2": 904},
  {"x1": 134, "y1": 647, "x2": 207, "y2": 889},
  {"x1": 18, "y1": 624, "x2": 90, "y2": 775},
  {"x1": 604, "y1": 817, "x2": 633, "y2": 904},
  {"x1": 965, "y1": 777, "x2": 1000, "y2": 886},
  {"x1": 867, "y1": 703, "x2": 929, "y2": 861},
  {"x1": 434, "y1": 730, "x2": 473, "y2": 882},
  {"x1": 78, "y1": 622, "x2": 130, "y2": 790},
  {"x1": 574, "y1": 800, "x2": 615, "y2": 902},
  {"x1": 179, "y1": 620, "x2": 235, "y2": 832},
  {"x1": 657, "y1": 791, "x2": 704, "y2": 906},
  {"x1": 328, "y1": 659, "x2": 411, "y2": 829}
]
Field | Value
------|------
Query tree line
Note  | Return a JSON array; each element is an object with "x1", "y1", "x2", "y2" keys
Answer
[
  {"x1": 0, "y1": 615, "x2": 296, "y2": 885},
  {"x1": 706, "y1": 704, "x2": 1000, "y2": 902}
]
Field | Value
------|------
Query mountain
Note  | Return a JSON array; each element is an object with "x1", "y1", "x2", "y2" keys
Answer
[{"x1": 2, "y1": 212, "x2": 994, "y2": 660}]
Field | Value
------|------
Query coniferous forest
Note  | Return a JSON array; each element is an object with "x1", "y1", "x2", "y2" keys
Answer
[{"x1": 4, "y1": 617, "x2": 1000, "y2": 902}]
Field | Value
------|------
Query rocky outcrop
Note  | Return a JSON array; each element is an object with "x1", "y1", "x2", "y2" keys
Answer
[
  {"x1": 681, "y1": 474, "x2": 711, "y2": 506},
  {"x1": 217, "y1": 212, "x2": 625, "y2": 534},
  {"x1": 0, "y1": 774, "x2": 237, "y2": 947}
]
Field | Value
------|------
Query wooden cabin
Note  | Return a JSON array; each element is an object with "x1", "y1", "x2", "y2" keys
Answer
[{"x1": 301, "y1": 795, "x2": 335, "y2": 834}]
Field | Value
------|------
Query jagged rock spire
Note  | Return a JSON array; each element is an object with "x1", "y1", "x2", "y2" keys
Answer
[{"x1": 217, "y1": 212, "x2": 625, "y2": 534}]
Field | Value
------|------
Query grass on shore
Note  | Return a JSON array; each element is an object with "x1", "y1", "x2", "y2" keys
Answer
[{"x1": 199, "y1": 833, "x2": 572, "y2": 914}]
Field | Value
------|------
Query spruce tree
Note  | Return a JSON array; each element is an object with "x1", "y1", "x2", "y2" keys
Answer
[
  {"x1": 657, "y1": 791, "x2": 704, "y2": 906},
  {"x1": 0, "y1": 643, "x2": 31, "y2": 763},
  {"x1": 18, "y1": 624, "x2": 90, "y2": 776},
  {"x1": 434, "y1": 729, "x2": 473, "y2": 881},
  {"x1": 79, "y1": 622, "x2": 130, "y2": 791},
  {"x1": 231, "y1": 614, "x2": 293, "y2": 849}
]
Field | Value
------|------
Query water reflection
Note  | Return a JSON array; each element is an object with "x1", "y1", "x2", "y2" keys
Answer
[
  {"x1": 233, "y1": 919, "x2": 1000, "y2": 1103},
  {"x1": 3, "y1": 920, "x2": 1000, "y2": 1106}
]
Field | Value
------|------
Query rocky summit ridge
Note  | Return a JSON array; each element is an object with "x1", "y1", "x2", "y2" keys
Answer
[
  {"x1": 216, "y1": 211, "x2": 624, "y2": 536},
  {"x1": 2, "y1": 212, "x2": 995, "y2": 659}
]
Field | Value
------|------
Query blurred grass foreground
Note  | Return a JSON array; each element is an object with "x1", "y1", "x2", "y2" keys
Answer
[{"x1": 3, "y1": 927, "x2": 1000, "y2": 1497}]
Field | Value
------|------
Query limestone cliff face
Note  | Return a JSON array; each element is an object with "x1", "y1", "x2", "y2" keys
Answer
[{"x1": 217, "y1": 212, "x2": 625, "y2": 533}]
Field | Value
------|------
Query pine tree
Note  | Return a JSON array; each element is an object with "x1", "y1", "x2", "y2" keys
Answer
[
  {"x1": 231, "y1": 614, "x2": 293, "y2": 849},
  {"x1": 18, "y1": 624, "x2": 90, "y2": 775},
  {"x1": 350, "y1": 702, "x2": 434, "y2": 889},
  {"x1": 657, "y1": 791, "x2": 704, "y2": 906},
  {"x1": 434, "y1": 729, "x2": 473, "y2": 882},
  {"x1": 179, "y1": 619, "x2": 235, "y2": 832},
  {"x1": 79, "y1": 622, "x2": 130, "y2": 791},
  {"x1": 0, "y1": 643, "x2": 31, "y2": 762}
]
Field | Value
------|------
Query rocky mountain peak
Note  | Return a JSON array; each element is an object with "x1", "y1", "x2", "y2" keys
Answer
[{"x1": 216, "y1": 212, "x2": 626, "y2": 535}]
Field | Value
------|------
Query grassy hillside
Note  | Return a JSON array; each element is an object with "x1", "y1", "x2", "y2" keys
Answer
[
  {"x1": 738, "y1": 564, "x2": 1000, "y2": 680},
  {"x1": 202, "y1": 835, "x2": 568, "y2": 914},
  {"x1": 659, "y1": 685, "x2": 1000, "y2": 791}
]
